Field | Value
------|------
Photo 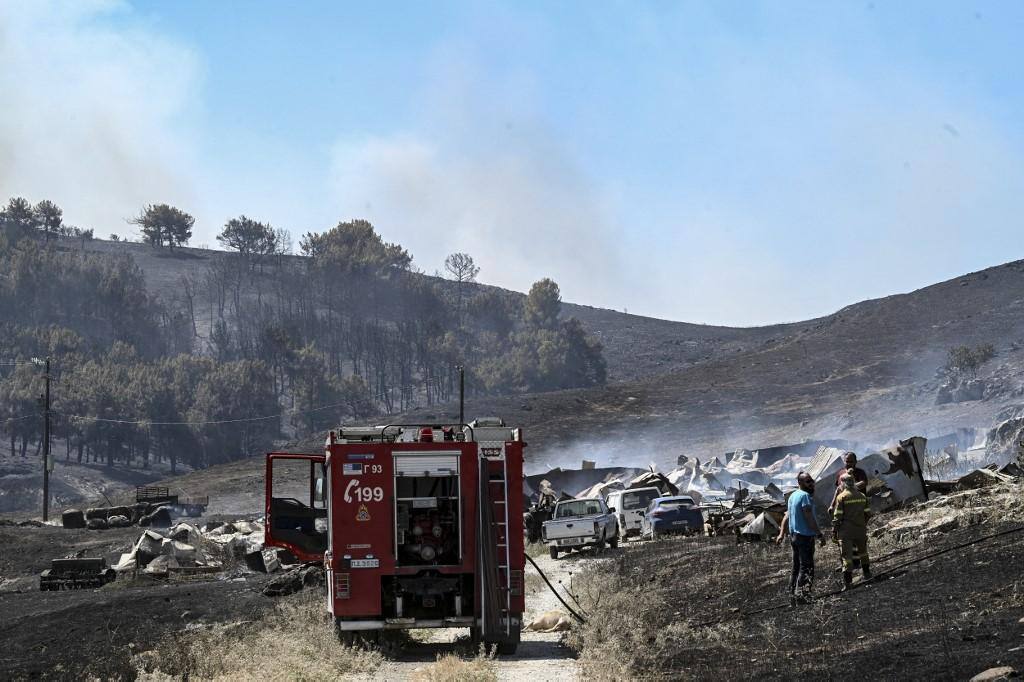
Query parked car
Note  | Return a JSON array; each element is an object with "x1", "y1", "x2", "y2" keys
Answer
[
  {"x1": 641, "y1": 496, "x2": 704, "y2": 539},
  {"x1": 606, "y1": 487, "x2": 662, "y2": 541},
  {"x1": 541, "y1": 497, "x2": 619, "y2": 559}
]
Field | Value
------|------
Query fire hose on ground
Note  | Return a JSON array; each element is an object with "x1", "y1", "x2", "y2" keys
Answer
[{"x1": 524, "y1": 552, "x2": 588, "y2": 624}]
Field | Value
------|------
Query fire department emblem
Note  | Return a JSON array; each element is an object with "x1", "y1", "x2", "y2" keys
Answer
[{"x1": 356, "y1": 504, "x2": 371, "y2": 522}]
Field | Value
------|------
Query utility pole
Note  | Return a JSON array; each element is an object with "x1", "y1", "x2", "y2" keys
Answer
[
  {"x1": 33, "y1": 356, "x2": 51, "y2": 522},
  {"x1": 457, "y1": 365, "x2": 465, "y2": 425}
]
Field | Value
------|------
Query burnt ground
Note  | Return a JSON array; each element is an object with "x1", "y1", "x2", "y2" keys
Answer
[
  {"x1": 569, "y1": 497, "x2": 1024, "y2": 680},
  {"x1": 0, "y1": 516, "x2": 282, "y2": 680},
  {"x1": 0, "y1": 578, "x2": 272, "y2": 680},
  {"x1": 0, "y1": 523, "x2": 276, "y2": 680}
]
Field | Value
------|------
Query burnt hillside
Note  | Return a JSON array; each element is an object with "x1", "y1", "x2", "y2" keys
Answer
[
  {"x1": 392, "y1": 259, "x2": 1024, "y2": 470},
  {"x1": 79, "y1": 238, "x2": 806, "y2": 383}
]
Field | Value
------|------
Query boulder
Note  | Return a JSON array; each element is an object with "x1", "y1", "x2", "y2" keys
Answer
[
  {"x1": 86, "y1": 517, "x2": 109, "y2": 530},
  {"x1": 139, "y1": 507, "x2": 173, "y2": 528},
  {"x1": 953, "y1": 379, "x2": 986, "y2": 403},
  {"x1": 201, "y1": 521, "x2": 224, "y2": 534},
  {"x1": 61, "y1": 509, "x2": 86, "y2": 529},
  {"x1": 107, "y1": 515, "x2": 131, "y2": 528},
  {"x1": 85, "y1": 508, "x2": 109, "y2": 521},
  {"x1": 106, "y1": 505, "x2": 133, "y2": 520},
  {"x1": 130, "y1": 503, "x2": 152, "y2": 523}
]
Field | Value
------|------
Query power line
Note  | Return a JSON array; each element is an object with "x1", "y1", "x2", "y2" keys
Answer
[{"x1": 0, "y1": 414, "x2": 37, "y2": 424}]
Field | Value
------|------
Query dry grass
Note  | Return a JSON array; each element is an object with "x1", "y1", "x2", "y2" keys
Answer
[
  {"x1": 134, "y1": 590, "x2": 382, "y2": 681},
  {"x1": 524, "y1": 571, "x2": 546, "y2": 595},
  {"x1": 525, "y1": 541, "x2": 549, "y2": 558},
  {"x1": 567, "y1": 482, "x2": 1024, "y2": 681},
  {"x1": 412, "y1": 649, "x2": 497, "y2": 682}
]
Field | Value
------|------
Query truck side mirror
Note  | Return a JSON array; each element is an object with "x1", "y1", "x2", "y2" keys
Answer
[{"x1": 607, "y1": 507, "x2": 616, "y2": 513}]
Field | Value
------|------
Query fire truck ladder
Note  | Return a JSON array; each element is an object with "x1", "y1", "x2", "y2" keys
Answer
[{"x1": 477, "y1": 447, "x2": 513, "y2": 642}]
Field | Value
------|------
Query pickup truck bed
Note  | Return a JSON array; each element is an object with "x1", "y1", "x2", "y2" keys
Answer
[{"x1": 541, "y1": 498, "x2": 618, "y2": 559}]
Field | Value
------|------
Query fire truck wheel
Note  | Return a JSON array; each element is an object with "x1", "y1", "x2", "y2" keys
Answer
[
  {"x1": 549, "y1": 546, "x2": 559, "y2": 560},
  {"x1": 496, "y1": 631, "x2": 520, "y2": 656},
  {"x1": 609, "y1": 534, "x2": 619, "y2": 549}
]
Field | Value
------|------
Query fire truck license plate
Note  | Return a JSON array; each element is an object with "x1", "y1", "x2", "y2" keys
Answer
[{"x1": 350, "y1": 559, "x2": 379, "y2": 568}]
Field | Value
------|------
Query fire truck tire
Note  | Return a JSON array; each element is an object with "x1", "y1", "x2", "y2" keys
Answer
[
  {"x1": 496, "y1": 631, "x2": 520, "y2": 656},
  {"x1": 609, "y1": 534, "x2": 619, "y2": 549},
  {"x1": 549, "y1": 546, "x2": 559, "y2": 560}
]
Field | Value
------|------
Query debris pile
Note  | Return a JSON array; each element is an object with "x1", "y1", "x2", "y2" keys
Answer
[
  {"x1": 111, "y1": 519, "x2": 286, "y2": 578},
  {"x1": 526, "y1": 435, "x2": 1016, "y2": 541},
  {"x1": 61, "y1": 502, "x2": 178, "y2": 531},
  {"x1": 262, "y1": 563, "x2": 324, "y2": 597}
]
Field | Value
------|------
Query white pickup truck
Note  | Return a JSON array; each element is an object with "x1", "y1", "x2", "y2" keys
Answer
[{"x1": 541, "y1": 498, "x2": 619, "y2": 559}]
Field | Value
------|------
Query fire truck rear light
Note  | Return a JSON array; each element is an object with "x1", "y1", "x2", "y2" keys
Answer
[
  {"x1": 334, "y1": 572, "x2": 351, "y2": 599},
  {"x1": 509, "y1": 570, "x2": 524, "y2": 597},
  {"x1": 419, "y1": 427, "x2": 434, "y2": 442}
]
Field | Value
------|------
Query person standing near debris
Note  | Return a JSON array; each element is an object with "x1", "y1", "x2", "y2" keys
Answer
[
  {"x1": 832, "y1": 471, "x2": 872, "y2": 589},
  {"x1": 776, "y1": 472, "x2": 824, "y2": 602},
  {"x1": 828, "y1": 451, "x2": 868, "y2": 513}
]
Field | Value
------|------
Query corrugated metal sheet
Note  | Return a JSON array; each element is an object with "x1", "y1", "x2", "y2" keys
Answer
[{"x1": 805, "y1": 446, "x2": 847, "y2": 481}]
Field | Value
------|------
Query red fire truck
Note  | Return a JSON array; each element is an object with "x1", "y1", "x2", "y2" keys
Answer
[{"x1": 264, "y1": 418, "x2": 525, "y2": 653}]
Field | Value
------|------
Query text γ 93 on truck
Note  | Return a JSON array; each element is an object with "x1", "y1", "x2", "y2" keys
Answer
[{"x1": 264, "y1": 419, "x2": 526, "y2": 654}]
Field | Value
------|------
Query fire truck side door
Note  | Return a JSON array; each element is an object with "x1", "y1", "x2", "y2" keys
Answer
[{"x1": 265, "y1": 453, "x2": 327, "y2": 562}]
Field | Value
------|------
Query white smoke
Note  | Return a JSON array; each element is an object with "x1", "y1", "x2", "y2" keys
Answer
[{"x1": 0, "y1": 1, "x2": 202, "y2": 237}]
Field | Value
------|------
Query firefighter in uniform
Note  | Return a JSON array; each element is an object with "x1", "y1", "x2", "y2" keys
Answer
[{"x1": 832, "y1": 471, "x2": 872, "y2": 589}]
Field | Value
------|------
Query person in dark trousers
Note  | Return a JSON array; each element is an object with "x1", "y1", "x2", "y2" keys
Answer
[
  {"x1": 832, "y1": 471, "x2": 872, "y2": 589},
  {"x1": 776, "y1": 471, "x2": 825, "y2": 604},
  {"x1": 828, "y1": 451, "x2": 868, "y2": 513}
]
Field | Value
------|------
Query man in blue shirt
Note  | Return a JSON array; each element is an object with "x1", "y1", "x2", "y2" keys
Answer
[{"x1": 776, "y1": 471, "x2": 824, "y2": 603}]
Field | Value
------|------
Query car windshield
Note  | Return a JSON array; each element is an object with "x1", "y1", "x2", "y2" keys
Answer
[
  {"x1": 622, "y1": 489, "x2": 660, "y2": 510},
  {"x1": 556, "y1": 500, "x2": 603, "y2": 518}
]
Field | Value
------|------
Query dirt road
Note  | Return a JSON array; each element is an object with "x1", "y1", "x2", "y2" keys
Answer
[{"x1": 377, "y1": 550, "x2": 584, "y2": 681}]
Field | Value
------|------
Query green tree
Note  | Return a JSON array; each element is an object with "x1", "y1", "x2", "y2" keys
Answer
[
  {"x1": 300, "y1": 219, "x2": 411, "y2": 276},
  {"x1": 524, "y1": 278, "x2": 561, "y2": 330},
  {"x1": 944, "y1": 343, "x2": 996, "y2": 380},
  {"x1": 189, "y1": 360, "x2": 278, "y2": 467},
  {"x1": 287, "y1": 345, "x2": 341, "y2": 434},
  {"x1": 2, "y1": 197, "x2": 38, "y2": 231},
  {"x1": 217, "y1": 215, "x2": 278, "y2": 269},
  {"x1": 130, "y1": 204, "x2": 194, "y2": 249},
  {"x1": 33, "y1": 200, "x2": 62, "y2": 242},
  {"x1": 338, "y1": 374, "x2": 375, "y2": 420}
]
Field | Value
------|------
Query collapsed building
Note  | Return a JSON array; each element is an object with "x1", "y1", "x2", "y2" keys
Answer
[{"x1": 523, "y1": 432, "x2": 1022, "y2": 542}]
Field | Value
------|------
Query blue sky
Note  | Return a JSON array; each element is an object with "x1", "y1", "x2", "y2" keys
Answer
[{"x1": 3, "y1": 1, "x2": 1024, "y2": 325}]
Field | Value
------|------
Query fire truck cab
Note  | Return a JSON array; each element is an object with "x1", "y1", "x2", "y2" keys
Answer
[{"x1": 264, "y1": 419, "x2": 525, "y2": 654}]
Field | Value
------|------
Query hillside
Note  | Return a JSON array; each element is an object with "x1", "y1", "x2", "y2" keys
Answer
[
  {"x1": 392, "y1": 258, "x2": 1024, "y2": 471},
  {"x1": 80, "y1": 238, "x2": 805, "y2": 383},
  {"x1": 85, "y1": 246, "x2": 1024, "y2": 477},
  {"x1": 8, "y1": 242, "x2": 1024, "y2": 512}
]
